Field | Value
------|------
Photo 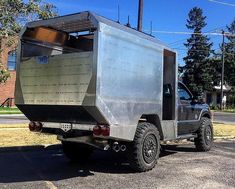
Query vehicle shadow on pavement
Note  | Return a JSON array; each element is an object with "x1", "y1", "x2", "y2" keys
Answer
[
  {"x1": 0, "y1": 144, "x2": 196, "y2": 183},
  {"x1": 162, "y1": 144, "x2": 197, "y2": 153}
]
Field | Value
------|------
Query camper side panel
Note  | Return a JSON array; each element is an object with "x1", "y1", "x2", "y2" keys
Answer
[{"x1": 96, "y1": 23, "x2": 164, "y2": 140}]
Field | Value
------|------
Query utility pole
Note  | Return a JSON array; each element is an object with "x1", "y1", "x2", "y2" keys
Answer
[
  {"x1": 220, "y1": 30, "x2": 225, "y2": 110},
  {"x1": 137, "y1": 0, "x2": 144, "y2": 31}
]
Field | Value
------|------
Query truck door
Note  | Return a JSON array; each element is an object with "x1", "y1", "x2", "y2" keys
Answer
[{"x1": 177, "y1": 83, "x2": 198, "y2": 135}]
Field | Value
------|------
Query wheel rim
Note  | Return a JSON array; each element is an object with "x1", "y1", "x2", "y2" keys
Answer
[
  {"x1": 143, "y1": 134, "x2": 158, "y2": 164},
  {"x1": 204, "y1": 125, "x2": 212, "y2": 146}
]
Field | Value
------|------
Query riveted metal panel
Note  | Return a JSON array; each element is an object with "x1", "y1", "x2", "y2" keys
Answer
[{"x1": 16, "y1": 52, "x2": 93, "y2": 105}]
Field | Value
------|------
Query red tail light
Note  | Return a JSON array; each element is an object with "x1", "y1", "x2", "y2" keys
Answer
[
  {"x1": 29, "y1": 121, "x2": 42, "y2": 132},
  {"x1": 93, "y1": 125, "x2": 110, "y2": 136},
  {"x1": 93, "y1": 125, "x2": 102, "y2": 136},
  {"x1": 29, "y1": 121, "x2": 35, "y2": 131},
  {"x1": 101, "y1": 126, "x2": 110, "y2": 136},
  {"x1": 35, "y1": 122, "x2": 42, "y2": 131}
]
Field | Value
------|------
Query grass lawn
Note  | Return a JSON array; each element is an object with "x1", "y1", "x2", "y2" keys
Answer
[
  {"x1": 213, "y1": 123, "x2": 235, "y2": 138},
  {"x1": 0, "y1": 123, "x2": 27, "y2": 129},
  {"x1": 0, "y1": 129, "x2": 58, "y2": 147},
  {"x1": 0, "y1": 107, "x2": 22, "y2": 114},
  {"x1": 0, "y1": 123, "x2": 234, "y2": 147},
  {"x1": 212, "y1": 108, "x2": 235, "y2": 113}
]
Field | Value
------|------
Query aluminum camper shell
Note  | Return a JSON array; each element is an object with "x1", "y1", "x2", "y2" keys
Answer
[{"x1": 15, "y1": 11, "x2": 178, "y2": 141}]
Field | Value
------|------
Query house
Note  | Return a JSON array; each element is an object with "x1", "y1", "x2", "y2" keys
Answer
[
  {"x1": 205, "y1": 84, "x2": 232, "y2": 108},
  {"x1": 0, "y1": 38, "x2": 18, "y2": 107}
]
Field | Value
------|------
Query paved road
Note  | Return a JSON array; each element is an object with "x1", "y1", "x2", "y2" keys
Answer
[
  {"x1": 0, "y1": 112, "x2": 234, "y2": 125},
  {"x1": 0, "y1": 114, "x2": 28, "y2": 124},
  {"x1": 0, "y1": 140, "x2": 234, "y2": 189},
  {"x1": 213, "y1": 112, "x2": 235, "y2": 125}
]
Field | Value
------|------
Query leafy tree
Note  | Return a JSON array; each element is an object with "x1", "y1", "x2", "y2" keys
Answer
[
  {"x1": 0, "y1": 0, "x2": 57, "y2": 37},
  {"x1": 224, "y1": 19, "x2": 235, "y2": 87},
  {"x1": 0, "y1": 63, "x2": 10, "y2": 83},
  {"x1": 210, "y1": 19, "x2": 235, "y2": 90},
  {"x1": 0, "y1": 0, "x2": 57, "y2": 83},
  {"x1": 183, "y1": 7, "x2": 213, "y2": 97}
]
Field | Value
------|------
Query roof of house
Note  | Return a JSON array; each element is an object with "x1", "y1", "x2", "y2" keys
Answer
[{"x1": 214, "y1": 85, "x2": 231, "y2": 91}]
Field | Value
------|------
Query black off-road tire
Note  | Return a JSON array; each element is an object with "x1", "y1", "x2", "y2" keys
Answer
[
  {"x1": 194, "y1": 117, "x2": 213, "y2": 152},
  {"x1": 127, "y1": 122, "x2": 160, "y2": 172},
  {"x1": 62, "y1": 141, "x2": 93, "y2": 162}
]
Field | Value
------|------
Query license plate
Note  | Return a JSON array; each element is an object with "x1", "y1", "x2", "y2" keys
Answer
[
  {"x1": 36, "y1": 56, "x2": 49, "y2": 64},
  {"x1": 60, "y1": 123, "x2": 72, "y2": 132}
]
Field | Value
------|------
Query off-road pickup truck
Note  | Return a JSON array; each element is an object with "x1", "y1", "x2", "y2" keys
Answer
[{"x1": 15, "y1": 12, "x2": 213, "y2": 172}]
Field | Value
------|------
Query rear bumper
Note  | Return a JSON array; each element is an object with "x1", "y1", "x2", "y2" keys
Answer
[
  {"x1": 42, "y1": 122, "x2": 95, "y2": 131},
  {"x1": 57, "y1": 135, "x2": 110, "y2": 150},
  {"x1": 41, "y1": 122, "x2": 135, "y2": 142},
  {"x1": 41, "y1": 122, "x2": 110, "y2": 150}
]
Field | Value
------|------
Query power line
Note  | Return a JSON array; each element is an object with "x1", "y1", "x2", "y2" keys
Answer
[
  {"x1": 171, "y1": 35, "x2": 219, "y2": 48},
  {"x1": 174, "y1": 48, "x2": 234, "y2": 56},
  {"x1": 208, "y1": 0, "x2": 235, "y2": 7},
  {"x1": 173, "y1": 48, "x2": 214, "y2": 53},
  {"x1": 172, "y1": 39, "x2": 235, "y2": 50},
  {"x1": 174, "y1": 48, "x2": 212, "y2": 51},
  {"x1": 151, "y1": 30, "x2": 235, "y2": 37},
  {"x1": 168, "y1": 26, "x2": 225, "y2": 46},
  {"x1": 172, "y1": 41, "x2": 215, "y2": 49}
]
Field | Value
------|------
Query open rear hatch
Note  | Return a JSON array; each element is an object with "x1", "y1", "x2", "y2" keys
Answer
[{"x1": 16, "y1": 21, "x2": 105, "y2": 124}]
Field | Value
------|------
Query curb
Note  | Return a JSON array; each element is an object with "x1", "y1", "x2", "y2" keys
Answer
[
  {"x1": 213, "y1": 122, "x2": 235, "y2": 125},
  {"x1": 214, "y1": 136, "x2": 235, "y2": 140},
  {"x1": 0, "y1": 114, "x2": 24, "y2": 117}
]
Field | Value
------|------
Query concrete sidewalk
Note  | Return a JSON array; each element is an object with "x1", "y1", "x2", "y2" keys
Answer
[
  {"x1": 0, "y1": 114, "x2": 28, "y2": 124},
  {"x1": 0, "y1": 114, "x2": 24, "y2": 117},
  {"x1": 212, "y1": 112, "x2": 235, "y2": 125}
]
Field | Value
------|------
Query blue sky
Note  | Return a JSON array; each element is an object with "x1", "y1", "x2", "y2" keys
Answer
[{"x1": 45, "y1": 0, "x2": 235, "y2": 65}]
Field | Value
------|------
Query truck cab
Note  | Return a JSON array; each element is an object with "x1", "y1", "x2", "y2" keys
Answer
[{"x1": 177, "y1": 82, "x2": 211, "y2": 135}]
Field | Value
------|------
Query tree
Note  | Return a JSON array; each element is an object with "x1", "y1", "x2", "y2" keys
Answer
[
  {"x1": 0, "y1": 63, "x2": 10, "y2": 83},
  {"x1": 224, "y1": 19, "x2": 235, "y2": 87},
  {"x1": 0, "y1": 0, "x2": 57, "y2": 83},
  {"x1": 209, "y1": 54, "x2": 222, "y2": 86},
  {"x1": 0, "y1": 0, "x2": 57, "y2": 37},
  {"x1": 182, "y1": 7, "x2": 213, "y2": 97}
]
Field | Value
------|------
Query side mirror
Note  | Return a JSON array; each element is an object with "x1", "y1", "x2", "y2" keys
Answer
[
  {"x1": 199, "y1": 97, "x2": 206, "y2": 103},
  {"x1": 192, "y1": 96, "x2": 205, "y2": 103},
  {"x1": 191, "y1": 97, "x2": 198, "y2": 103}
]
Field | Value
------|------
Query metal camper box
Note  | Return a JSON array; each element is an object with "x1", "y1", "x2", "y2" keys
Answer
[
  {"x1": 16, "y1": 11, "x2": 183, "y2": 171},
  {"x1": 16, "y1": 11, "x2": 178, "y2": 141}
]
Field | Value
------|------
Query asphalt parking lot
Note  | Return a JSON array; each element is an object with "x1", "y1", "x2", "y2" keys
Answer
[{"x1": 0, "y1": 140, "x2": 234, "y2": 189}]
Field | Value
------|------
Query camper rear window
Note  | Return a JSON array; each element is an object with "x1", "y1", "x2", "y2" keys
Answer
[{"x1": 21, "y1": 27, "x2": 94, "y2": 58}]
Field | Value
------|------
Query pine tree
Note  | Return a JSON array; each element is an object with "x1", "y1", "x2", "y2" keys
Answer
[
  {"x1": 209, "y1": 54, "x2": 221, "y2": 86},
  {"x1": 224, "y1": 19, "x2": 235, "y2": 87},
  {"x1": 183, "y1": 7, "x2": 213, "y2": 97}
]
